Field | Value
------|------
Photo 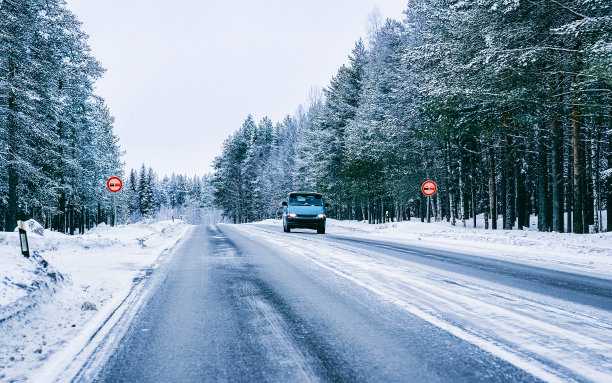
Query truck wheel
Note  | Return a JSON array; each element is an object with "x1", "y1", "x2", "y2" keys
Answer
[{"x1": 317, "y1": 227, "x2": 325, "y2": 234}]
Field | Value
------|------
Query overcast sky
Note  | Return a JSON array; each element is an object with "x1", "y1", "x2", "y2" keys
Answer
[{"x1": 65, "y1": 0, "x2": 407, "y2": 177}]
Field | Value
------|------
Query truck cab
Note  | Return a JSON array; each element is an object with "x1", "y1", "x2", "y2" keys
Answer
[{"x1": 282, "y1": 192, "x2": 328, "y2": 234}]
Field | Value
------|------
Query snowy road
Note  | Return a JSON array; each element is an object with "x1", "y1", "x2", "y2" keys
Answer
[{"x1": 87, "y1": 223, "x2": 611, "y2": 382}]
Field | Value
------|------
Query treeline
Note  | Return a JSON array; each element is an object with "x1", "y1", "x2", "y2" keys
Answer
[
  {"x1": 213, "y1": 114, "x2": 307, "y2": 223},
  {"x1": 0, "y1": 0, "x2": 121, "y2": 233},
  {"x1": 214, "y1": 0, "x2": 611, "y2": 233},
  {"x1": 123, "y1": 165, "x2": 219, "y2": 225}
]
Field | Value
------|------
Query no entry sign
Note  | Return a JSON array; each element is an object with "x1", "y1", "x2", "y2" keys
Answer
[
  {"x1": 421, "y1": 180, "x2": 437, "y2": 196},
  {"x1": 107, "y1": 177, "x2": 123, "y2": 193}
]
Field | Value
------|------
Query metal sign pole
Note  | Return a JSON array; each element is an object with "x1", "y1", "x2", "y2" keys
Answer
[
  {"x1": 107, "y1": 177, "x2": 122, "y2": 227},
  {"x1": 421, "y1": 180, "x2": 437, "y2": 224}
]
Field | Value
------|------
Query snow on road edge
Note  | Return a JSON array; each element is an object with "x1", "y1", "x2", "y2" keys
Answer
[
  {"x1": 235, "y1": 222, "x2": 612, "y2": 382},
  {"x1": 255, "y1": 218, "x2": 612, "y2": 280},
  {"x1": 0, "y1": 220, "x2": 192, "y2": 382}
]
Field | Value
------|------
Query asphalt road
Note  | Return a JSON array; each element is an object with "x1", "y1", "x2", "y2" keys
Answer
[
  {"x1": 252, "y1": 223, "x2": 612, "y2": 311},
  {"x1": 92, "y1": 224, "x2": 554, "y2": 383}
]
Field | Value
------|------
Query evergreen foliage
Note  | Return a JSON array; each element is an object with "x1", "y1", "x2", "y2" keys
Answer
[
  {"x1": 213, "y1": 1, "x2": 611, "y2": 232},
  {"x1": 0, "y1": 0, "x2": 121, "y2": 232},
  {"x1": 125, "y1": 165, "x2": 219, "y2": 225}
]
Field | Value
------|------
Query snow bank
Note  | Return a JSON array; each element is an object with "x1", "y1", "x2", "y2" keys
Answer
[
  {"x1": 0, "y1": 250, "x2": 63, "y2": 323},
  {"x1": 256, "y1": 217, "x2": 612, "y2": 279},
  {"x1": 327, "y1": 218, "x2": 612, "y2": 279},
  {"x1": 0, "y1": 220, "x2": 192, "y2": 382},
  {"x1": 13, "y1": 219, "x2": 45, "y2": 236}
]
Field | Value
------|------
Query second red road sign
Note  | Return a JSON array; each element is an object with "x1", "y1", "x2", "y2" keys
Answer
[
  {"x1": 421, "y1": 180, "x2": 437, "y2": 196},
  {"x1": 107, "y1": 177, "x2": 123, "y2": 192}
]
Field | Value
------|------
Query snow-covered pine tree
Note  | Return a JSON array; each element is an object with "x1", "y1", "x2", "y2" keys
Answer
[
  {"x1": 0, "y1": 0, "x2": 122, "y2": 232},
  {"x1": 138, "y1": 165, "x2": 154, "y2": 218}
]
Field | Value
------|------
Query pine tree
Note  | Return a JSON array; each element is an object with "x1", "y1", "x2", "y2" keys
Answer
[
  {"x1": 138, "y1": 165, "x2": 153, "y2": 218},
  {"x1": 0, "y1": 0, "x2": 121, "y2": 232}
]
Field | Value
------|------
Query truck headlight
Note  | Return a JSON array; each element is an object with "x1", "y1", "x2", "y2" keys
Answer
[
  {"x1": 287, "y1": 213, "x2": 296, "y2": 217},
  {"x1": 317, "y1": 214, "x2": 326, "y2": 218}
]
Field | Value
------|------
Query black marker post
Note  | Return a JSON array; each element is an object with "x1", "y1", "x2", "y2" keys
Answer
[{"x1": 17, "y1": 221, "x2": 30, "y2": 258}]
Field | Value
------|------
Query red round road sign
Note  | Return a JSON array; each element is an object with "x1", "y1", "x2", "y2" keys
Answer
[
  {"x1": 107, "y1": 177, "x2": 123, "y2": 193},
  {"x1": 421, "y1": 180, "x2": 437, "y2": 196}
]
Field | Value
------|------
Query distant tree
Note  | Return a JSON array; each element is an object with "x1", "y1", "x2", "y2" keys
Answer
[{"x1": 138, "y1": 165, "x2": 153, "y2": 218}]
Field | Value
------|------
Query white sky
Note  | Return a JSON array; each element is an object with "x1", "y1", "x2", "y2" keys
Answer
[{"x1": 65, "y1": 0, "x2": 408, "y2": 177}]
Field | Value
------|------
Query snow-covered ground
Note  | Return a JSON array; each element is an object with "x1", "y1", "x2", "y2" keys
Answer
[
  {"x1": 0, "y1": 220, "x2": 192, "y2": 382},
  {"x1": 322, "y1": 217, "x2": 612, "y2": 280},
  {"x1": 2, "y1": 216, "x2": 609, "y2": 382},
  {"x1": 239, "y1": 219, "x2": 612, "y2": 382}
]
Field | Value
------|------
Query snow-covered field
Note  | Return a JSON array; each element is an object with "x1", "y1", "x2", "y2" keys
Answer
[
  {"x1": 240, "y1": 219, "x2": 612, "y2": 382},
  {"x1": 0, "y1": 220, "x2": 192, "y2": 382}
]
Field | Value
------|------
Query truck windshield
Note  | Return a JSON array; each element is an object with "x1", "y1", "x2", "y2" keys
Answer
[{"x1": 289, "y1": 195, "x2": 323, "y2": 206}]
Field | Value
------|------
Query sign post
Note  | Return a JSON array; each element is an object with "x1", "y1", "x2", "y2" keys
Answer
[
  {"x1": 17, "y1": 221, "x2": 30, "y2": 258},
  {"x1": 421, "y1": 180, "x2": 437, "y2": 223},
  {"x1": 107, "y1": 177, "x2": 123, "y2": 226}
]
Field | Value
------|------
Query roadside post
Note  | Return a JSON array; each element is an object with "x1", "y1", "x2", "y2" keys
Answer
[
  {"x1": 107, "y1": 177, "x2": 123, "y2": 226},
  {"x1": 421, "y1": 180, "x2": 437, "y2": 223},
  {"x1": 17, "y1": 221, "x2": 30, "y2": 258}
]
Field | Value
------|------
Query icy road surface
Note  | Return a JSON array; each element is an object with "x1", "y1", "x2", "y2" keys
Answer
[{"x1": 88, "y1": 223, "x2": 611, "y2": 382}]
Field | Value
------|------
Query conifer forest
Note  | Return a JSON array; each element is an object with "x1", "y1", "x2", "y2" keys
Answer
[
  {"x1": 1, "y1": 0, "x2": 611, "y2": 233},
  {"x1": 213, "y1": 0, "x2": 612, "y2": 233},
  {"x1": 0, "y1": 0, "x2": 216, "y2": 231}
]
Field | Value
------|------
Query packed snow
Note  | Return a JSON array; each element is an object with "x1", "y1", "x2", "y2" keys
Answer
[
  {"x1": 238, "y1": 218, "x2": 612, "y2": 382},
  {"x1": 323, "y1": 216, "x2": 612, "y2": 280},
  {"x1": 0, "y1": 219, "x2": 192, "y2": 382}
]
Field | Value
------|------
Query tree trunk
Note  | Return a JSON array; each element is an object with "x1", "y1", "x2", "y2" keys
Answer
[
  {"x1": 573, "y1": 96, "x2": 584, "y2": 233},
  {"x1": 516, "y1": 162, "x2": 527, "y2": 230},
  {"x1": 549, "y1": 73, "x2": 564, "y2": 232},
  {"x1": 504, "y1": 135, "x2": 515, "y2": 230},
  {"x1": 584, "y1": 135, "x2": 594, "y2": 227},
  {"x1": 6, "y1": 58, "x2": 19, "y2": 229},
  {"x1": 608, "y1": 111, "x2": 612, "y2": 232},
  {"x1": 80, "y1": 206, "x2": 85, "y2": 234},
  {"x1": 550, "y1": 112, "x2": 564, "y2": 232},
  {"x1": 458, "y1": 160, "x2": 466, "y2": 227},
  {"x1": 447, "y1": 140, "x2": 456, "y2": 226},
  {"x1": 420, "y1": 197, "x2": 425, "y2": 222},
  {"x1": 488, "y1": 145, "x2": 497, "y2": 229},
  {"x1": 471, "y1": 153, "x2": 477, "y2": 228},
  {"x1": 436, "y1": 190, "x2": 442, "y2": 223},
  {"x1": 69, "y1": 202, "x2": 75, "y2": 235},
  {"x1": 361, "y1": 201, "x2": 366, "y2": 222},
  {"x1": 567, "y1": 138, "x2": 573, "y2": 233},
  {"x1": 592, "y1": 133, "x2": 601, "y2": 233},
  {"x1": 537, "y1": 128, "x2": 550, "y2": 231}
]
